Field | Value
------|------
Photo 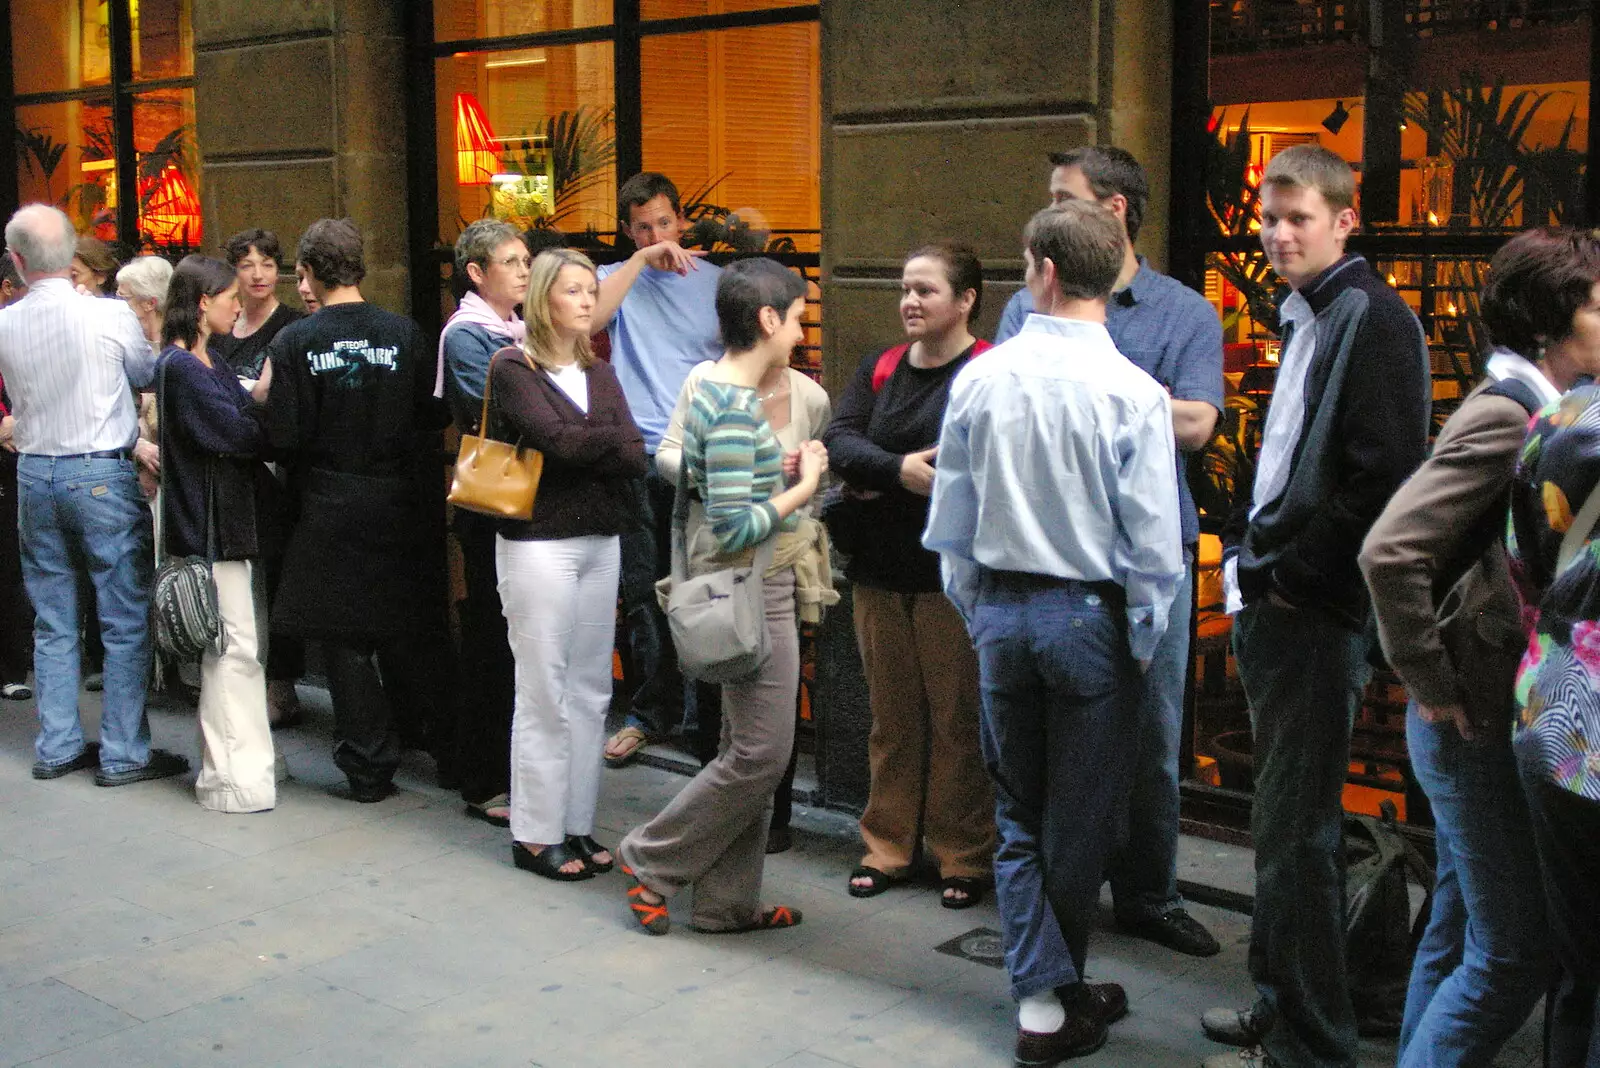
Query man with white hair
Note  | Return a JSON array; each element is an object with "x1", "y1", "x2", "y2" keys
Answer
[{"x1": 0, "y1": 204, "x2": 186, "y2": 786}]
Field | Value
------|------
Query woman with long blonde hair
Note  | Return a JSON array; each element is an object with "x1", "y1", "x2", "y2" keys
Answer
[{"x1": 490, "y1": 248, "x2": 648, "y2": 881}]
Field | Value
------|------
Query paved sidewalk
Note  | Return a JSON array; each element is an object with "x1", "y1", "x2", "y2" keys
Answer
[{"x1": 0, "y1": 685, "x2": 1535, "y2": 1067}]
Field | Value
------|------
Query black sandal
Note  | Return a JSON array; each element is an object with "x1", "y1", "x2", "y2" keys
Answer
[
  {"x1": 565, "y1": 834, "x2": 614, "y2": 873},
  {"x1": 847, "y1": 865, "x2": 909, "y2": 899},
  {"x1": 512, "y1": 841, "x2": 595, "y2": 882},
  {"x1": 940, "y1": 876, "x2": 990, "y2": 910}
]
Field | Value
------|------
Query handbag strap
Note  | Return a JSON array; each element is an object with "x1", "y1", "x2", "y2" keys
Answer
[
  {"x1": 1557, "y1": 478, "x2": 1600, "y2": 574},
  {"x1": 156, "y1": 356, "x2": 170, "y2": 568}
]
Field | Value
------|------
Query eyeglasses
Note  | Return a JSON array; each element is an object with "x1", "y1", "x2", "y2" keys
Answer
[{"x1": 489, "y1": 254, "x2": 533, "y2": 270}]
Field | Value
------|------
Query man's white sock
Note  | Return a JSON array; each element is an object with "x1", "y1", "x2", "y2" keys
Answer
[{"x1": 1018, "y1": 991, "x2": 1066, "y2": 1033}]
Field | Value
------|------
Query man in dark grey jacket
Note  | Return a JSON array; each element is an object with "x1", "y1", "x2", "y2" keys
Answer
[{"x1": 1203, "y1": 146, "x2": 1431, "y2": 1068}]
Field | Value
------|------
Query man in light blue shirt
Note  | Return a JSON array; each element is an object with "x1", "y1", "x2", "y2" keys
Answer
[
  {"x1": 594, "y1": 173, "x2": 726, "y2": 767},
  {"x1": 925, "y1": 201, "x2": 1182, "y2": 1065},
  {"x1": 996, "y1": 146, "x2": 1225, "y2": 959}
]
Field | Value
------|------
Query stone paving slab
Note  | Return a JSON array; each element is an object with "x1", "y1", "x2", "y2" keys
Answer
[{"x1": 0, "y1": 687, "x2": 1541, "y2": 1067}]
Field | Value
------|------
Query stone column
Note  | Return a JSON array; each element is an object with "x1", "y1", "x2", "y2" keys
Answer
[
  {"x1": 191, "y1": 0, "x2": 411, "y2": 312},
  {"x1": 814, "y1": 0, "x2": 1174, "y2": 810}
]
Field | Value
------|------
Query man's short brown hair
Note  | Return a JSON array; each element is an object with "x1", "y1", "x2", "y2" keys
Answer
[
  {"x1": 1262, "y1": 144, "x2": 1357, "y2": 214},
  {"x1": 1024, "y1": 202, "x2": 1124, "y2": 303},
  {"x1": 296, "y1": 218, "x2": 365, "y2": 288}
]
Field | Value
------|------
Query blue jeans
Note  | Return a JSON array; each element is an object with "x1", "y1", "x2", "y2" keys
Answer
[
  {"x1": 1107, "y1": 549, "x2": 1193, "y2": 920},
  {"x1": 1234, "y1": 599, "x2": 1368, "y2": 1068},
  {"x1": 16, "y1": 454, "x2": 154, "y2": 773},
  {"x1": 971, "y1": 572, "x2": 1137, "y2": 1000},
  {"x1": 1398, "y1": 706, "x2": 1550, "y2": 1068}
]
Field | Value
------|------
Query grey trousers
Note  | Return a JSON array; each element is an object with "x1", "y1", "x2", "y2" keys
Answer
[{"x1": 618, "y1": 569, "x2": 798, "y2": 931}]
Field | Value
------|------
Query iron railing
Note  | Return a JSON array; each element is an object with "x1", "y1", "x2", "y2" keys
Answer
[{"x1": 1211, "y1": 0, "x2": 1590, "y2": 53}]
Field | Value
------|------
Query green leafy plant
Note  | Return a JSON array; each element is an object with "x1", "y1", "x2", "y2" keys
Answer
[
  {"x1": 503, "y1": 106, "x2": 618, "y2": 231},
  {"x1": 15, "y1": 128, "x2": 68, "y2": 201},
  {"x1": 1205, "y1": 108, "x2": 1281, "y2": 336}
]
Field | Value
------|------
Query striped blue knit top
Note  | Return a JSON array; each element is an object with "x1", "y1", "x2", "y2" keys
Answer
[{"x1": 682, "y1": 378, "x2": 796, "y2": 554}]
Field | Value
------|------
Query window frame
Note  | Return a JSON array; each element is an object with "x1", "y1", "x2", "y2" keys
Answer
[
  {"x1": 2, "y1": 0, "x2": 198, "y2": 249},
  {"x1": 403, "y1": 0, "x2": 820, "y2": 338}
]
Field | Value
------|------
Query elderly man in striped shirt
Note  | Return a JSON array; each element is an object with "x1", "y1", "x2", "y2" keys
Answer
[{"x1": 0, "y1": 204, "x2": 185, "y2": 786}]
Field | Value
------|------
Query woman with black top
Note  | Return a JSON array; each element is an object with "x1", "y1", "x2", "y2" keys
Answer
[
  {"x1": 490, "y1": 248, "x2": 647, "y2": 880},
  {"x1": 212, "y1": 229, "x2": 305, "y2": 728},
  {"x1": 823, "y1": 243, "x2": 995, "y2": 909},
  {"x1": 158, "y1": 255, "x2": 277, "y2": 813}
]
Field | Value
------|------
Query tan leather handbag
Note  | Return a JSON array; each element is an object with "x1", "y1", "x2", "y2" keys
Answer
[{"x1": 447, "y1": 349, "x2": 544, "y2": 520}]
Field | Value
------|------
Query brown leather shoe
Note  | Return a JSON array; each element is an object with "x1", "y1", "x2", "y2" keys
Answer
[{"x1": 1014, "y1": 1006, "x2": 1108, "y2": 1066}]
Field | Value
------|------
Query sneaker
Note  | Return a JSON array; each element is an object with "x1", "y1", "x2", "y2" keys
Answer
[
  {"x1": 1118, "y1": 907, "x2": 1221, "y2": 957},
  {"x1": 1201, "y1": 1003, "x2": 1273, "y2": 1046}
]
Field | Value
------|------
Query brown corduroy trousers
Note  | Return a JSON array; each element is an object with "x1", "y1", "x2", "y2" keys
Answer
[{"x1": 854, "y1": 585, "x2": 994, "y2": 880}]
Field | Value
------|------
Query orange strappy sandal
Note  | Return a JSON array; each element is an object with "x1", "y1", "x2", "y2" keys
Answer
[
  {"x1": 690, "y1": 905, "x2": 804, "y2": 934},
  {"x1": 622, "y1": 865, "x2": 670, "y2": 936}
]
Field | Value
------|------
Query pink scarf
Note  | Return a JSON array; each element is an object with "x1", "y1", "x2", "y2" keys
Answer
[{"x1": 434, "y1": 290, "x2": 527, "y2": 398}]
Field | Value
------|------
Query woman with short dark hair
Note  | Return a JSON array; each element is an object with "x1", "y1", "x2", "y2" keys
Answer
[
  {"x1": 211, "y1": 229, "x2": 305, "y2": 728},
  {"x1": 1497, "y1": 228, "x2": 1600, "y2": 1068},
  {"x1": 617, "y1": 259, "x2": 826, "y2": 934},
  {"x1": 823, "y1": 243, "x2": 995, "y2": 909},
  {"x1": 158, "y1": 254, "x2": 278, "y2": 812}
]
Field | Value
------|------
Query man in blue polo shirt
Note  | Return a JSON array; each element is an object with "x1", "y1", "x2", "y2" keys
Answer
[
  {"x1": 595, "y1": 172, "x2": 724, "y2": 769},
  {"x1": 996, "y1": 146, "x2": 1225, "y2": 958}
]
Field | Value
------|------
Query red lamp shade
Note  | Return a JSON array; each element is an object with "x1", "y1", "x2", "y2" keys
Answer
[
  {"x1": 138, "y1": 166, "x2": 202, "y2": 247},
  {"x1": 455, "y1": 92, "x2": 499, "y2": 186}
]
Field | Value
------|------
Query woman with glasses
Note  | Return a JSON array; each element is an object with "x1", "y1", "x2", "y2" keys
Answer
[{"x1": 441, "y1": 219, "x2": 533, "y2": 828}]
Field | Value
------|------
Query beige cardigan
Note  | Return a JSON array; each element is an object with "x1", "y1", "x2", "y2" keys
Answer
[{"x1": 656, "y1": 363, "x2": 839, "y2": 623}]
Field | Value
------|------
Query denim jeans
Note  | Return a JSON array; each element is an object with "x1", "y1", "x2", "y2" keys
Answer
[
  {"x1": 16, "y1": 454, "x2": 154, "y2": 773},
  {"x1": 1234, "y1": 599, "x2": 1368, "y2": 1068},
  {"x1": 1107, "y1": 549, "x2": 1193, "y2": 920},
  {"x1": 971, "y1": 571, "x2": 1137, "y2": 1000},
  {"x1": 1398, "y1": 706, "x2": 1550, "y2": 1068},
  {"x1": 1515, "y1": 762, "x2": 1600, "y2": 1068},
  {"x1": 618, "y1": 468, "x2": 719, "y2": 749}
]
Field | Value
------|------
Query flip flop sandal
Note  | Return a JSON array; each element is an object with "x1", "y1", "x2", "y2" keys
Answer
[
  {"x1": 512, "y1": 841, "x2": 595, "y2": 882},
  {"x1": 465, "y1": 792, "x2": 511, "y2": 828},
  {"x1": 940, "y1": 876, "x2": 990, "y2": 910},
  {"x1": 604, "y1": 726, "x2": 649, "y2": 769},
  {"x1": 847, "y1": 865, "x2": 908, "y2": 899},
  {"x1": 622, "y1": 865, "x2": 670, "y2": 935},
  {"x1": 566, "y1": 834, "x2": 614, "y2": 873},
  {"x1": 691, "y1": 905, "x2": 804, "y2": 934}
]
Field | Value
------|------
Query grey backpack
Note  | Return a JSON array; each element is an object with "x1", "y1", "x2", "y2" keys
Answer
[{"x1": 658, "y1": 457, "x2": 774, "y2": 684}]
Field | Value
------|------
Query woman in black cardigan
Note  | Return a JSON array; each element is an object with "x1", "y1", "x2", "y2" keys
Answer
[
  {"x1": 491, "y1": 248, "x2": 648, "y2": 881},
  {"x1": 159, "y1": 255, "x2": 276, "y2": 813}
]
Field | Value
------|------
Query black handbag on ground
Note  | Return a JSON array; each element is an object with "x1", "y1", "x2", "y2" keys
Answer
[{"x1": 150, "y1": 358, "x2": 226, "y2": 662}]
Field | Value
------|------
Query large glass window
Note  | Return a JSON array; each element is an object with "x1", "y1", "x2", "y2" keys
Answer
[
  {"x1": 640, "y1": 23, "x2": 821, "y2": 252},
  {"x1": 9, "y1": 0, "x2": 198, "y2": 253},
  {"x1": 1184, "y1": 1, "x2": 1595, "y2": 827}
]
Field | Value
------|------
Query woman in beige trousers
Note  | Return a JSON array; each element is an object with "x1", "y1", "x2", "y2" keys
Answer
[{"x1": 617, "y1": 259, "x2": 826, "y2": 934}]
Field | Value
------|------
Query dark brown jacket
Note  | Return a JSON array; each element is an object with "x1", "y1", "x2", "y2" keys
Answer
[
  {"x1": 487, "y1": 349, "x2": 648, "y2": 540},
  {"x1": 1360, "y1": 379, "x2": 1533, "y2": 732}
]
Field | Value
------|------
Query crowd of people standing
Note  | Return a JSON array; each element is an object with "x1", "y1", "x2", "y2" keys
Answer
[{"x1": 1, "y1": 140, "x2": 1598, "y2": 1068}]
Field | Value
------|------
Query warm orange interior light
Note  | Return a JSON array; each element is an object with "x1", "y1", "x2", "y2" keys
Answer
[
  {"x1": 455, "y1": 92, "x2": 499, "y2": 186},
  {"x1": 138, "y1": 165, "x2": 201, "y2": 247}
]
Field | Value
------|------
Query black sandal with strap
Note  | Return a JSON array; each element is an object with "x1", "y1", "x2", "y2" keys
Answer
[
  {"x1": 512, "y1": 841, "x2": 595, "y2": 882},
  {"x1": 939, "y1": 876, "x2": 990, "y2": 910},
  {"x1": 566, "y1": 834, "x2": 614, "y2": 873},
  {"x1": 847, "y1": 865, "x2": 908, "y2": 899}
]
